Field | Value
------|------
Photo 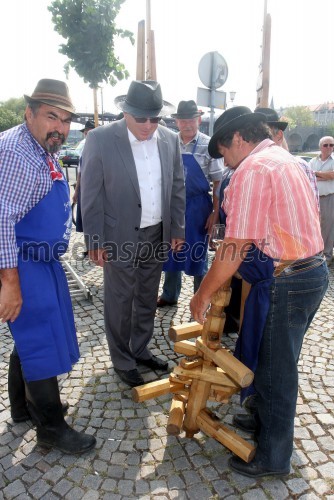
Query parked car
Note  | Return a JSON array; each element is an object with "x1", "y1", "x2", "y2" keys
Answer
[
  {"x1": 58, "y1": 139, "x2": 86, "y2": 167},
  {"x1": 59, "y1": 147, "x2": 79, "y2": 167},
  {"x1": 298, "y1": 155, "x2": 313, "y2": 163}
]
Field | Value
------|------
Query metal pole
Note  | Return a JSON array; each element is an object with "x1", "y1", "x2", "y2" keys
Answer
[
  {"x1": 100, "y1": 87, "x2": 104, "y2": 125},
  {"x1": 209, "y1": 52, "x2": 217, "y2": 136}
]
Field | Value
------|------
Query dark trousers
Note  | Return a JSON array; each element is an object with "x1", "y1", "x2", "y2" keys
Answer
[
  {"x1": 104, "y1": 223, "x2": 163, "y2": 370},
  {"x1": 254, "y1": 260, "x2": 328, "y2": 470}
]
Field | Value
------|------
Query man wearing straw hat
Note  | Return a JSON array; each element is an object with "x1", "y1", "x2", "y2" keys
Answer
[
  {"x1": 0, "y1": 79, "x2": 96, "y2": 454},
  {"x1": 81, "y1": 80, "x2": 185, "y2": 387}
]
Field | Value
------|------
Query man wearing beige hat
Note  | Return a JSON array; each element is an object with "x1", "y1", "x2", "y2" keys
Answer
[
  {"x1": 0, "y1": 79, "x2": 96, "y2": 454},
  {"x1": 81, "y1": 80, "x2": 185, "y2": 387}
]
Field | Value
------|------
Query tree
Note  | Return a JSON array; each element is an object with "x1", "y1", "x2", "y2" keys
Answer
[
  {"x1": 0, "y1": 98, "x2": 26, "y2": 132},
  {"x1": 282, "y1": 106, "x2": 316, "y2": 128},
  {"x1": 48, "y1": 0, "x2": 134, "y2": 123}
]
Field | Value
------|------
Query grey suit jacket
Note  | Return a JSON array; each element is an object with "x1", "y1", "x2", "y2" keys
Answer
[{"x1": 80, "y1": 119, "x2": 185, "y2": 263}]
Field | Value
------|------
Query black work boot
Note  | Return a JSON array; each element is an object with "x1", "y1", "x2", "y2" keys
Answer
[
  {"x1": 8, "y1": 352, "x2": 69, "y2": 423},
  {"x1": 8, "y1": 353, "x2": 30, "y2": 422},
  {"x1": 25, "y1": 377, "x2": 96, "y2": 454}
]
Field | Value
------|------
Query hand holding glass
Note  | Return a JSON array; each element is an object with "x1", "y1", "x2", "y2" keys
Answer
[{"x1": 211, "y1": 224, "x2": 225, "y2": 249}]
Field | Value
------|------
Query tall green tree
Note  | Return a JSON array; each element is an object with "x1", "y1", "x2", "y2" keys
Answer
[
  {"x1": 0, "y1": 98, "x2": 25, "y2": 132},
  {"x1": 48, "y1": 0, "x2": 134, "y2": 122},
  {"x1": 282, "y1": 106, "x2": 316, "y2": 128}
]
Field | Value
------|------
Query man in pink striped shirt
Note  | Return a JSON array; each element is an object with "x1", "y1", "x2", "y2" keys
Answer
[{"x1": 191, "y1": 107, "x2": 328, "y2": 478}]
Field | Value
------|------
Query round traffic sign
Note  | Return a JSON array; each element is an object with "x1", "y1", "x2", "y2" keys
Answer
[{"x1": 198, "y1": 51, "x2": 228, "y2": 90}]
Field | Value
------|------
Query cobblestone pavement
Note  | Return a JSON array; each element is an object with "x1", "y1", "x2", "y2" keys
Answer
[{"x1": 0, "y1": 231, "x2": 333, "y2": 500}]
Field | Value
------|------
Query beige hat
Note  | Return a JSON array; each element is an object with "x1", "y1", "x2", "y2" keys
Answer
[{"x1": 24, "y1": 78, "x2": 78, "y2": 116}]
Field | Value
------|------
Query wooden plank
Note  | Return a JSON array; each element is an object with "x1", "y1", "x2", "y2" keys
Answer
[
  {"x1": 173, "y1": 365, "x2": 239, "y2": 388},
  {"x1": 197, "y1": 409, "x2": 255, "y2": 463},
  {"x1": 169, "y1": 322, "x2": 203, "y2": 342},
  {"x1": 196, "y1": 339, "x2": 254, "y2": 388},
  {"x1": 132, "y1": 378, "x2": 182, "y2": 403},
  {"x1": 166, "y1": 397, "x2": 186, "y2": 435},
  {"x1": 180, "y1": 358, "x2": 203, "y2": 370},
  {"x1": 210, "y1": 385, "x2": 239, "y2": 402},
  {"x1": 173, "y1": 340, "x2": 197, "y2": 356},
  {"x1": 182, "y1": 378, "x2": 211, "y2": 437}
]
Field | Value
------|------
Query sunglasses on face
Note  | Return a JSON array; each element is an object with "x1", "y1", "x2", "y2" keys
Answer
[
  {"x1": 132, "y1": 116, "x2": 161, "y2": 124},
  {"x1": 322, "y1": 143, "x2": 334, "y2": 147}
]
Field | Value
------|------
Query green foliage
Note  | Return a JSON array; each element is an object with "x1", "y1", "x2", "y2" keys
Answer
[
  {"x1": 48, "y1": 0, "x2": 134, "y2": 89},
  {"x1": 283, "y1": 106, "x2": 316, "y2": 128},
  {"x1": 0, "y1": 98, "x2": 25, "y2": 132}
]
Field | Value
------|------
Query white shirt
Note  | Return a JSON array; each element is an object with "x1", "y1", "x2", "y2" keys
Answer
[
  {"x1": 128, "y1": 129, "x2": 162, "y2": 227},
  {"x1": 309, "y1": 154, "x2": 334, "y2": 196}
]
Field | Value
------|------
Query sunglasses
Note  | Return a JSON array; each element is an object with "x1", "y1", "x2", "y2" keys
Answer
[
  {"x1": 322, "y1": 143, "x2": 334, "y2": 147},
  {"x1": 132, "y1": 116, "x2": 161, "y2": 124}
]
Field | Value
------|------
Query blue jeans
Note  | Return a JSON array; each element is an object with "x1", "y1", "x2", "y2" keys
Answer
[
  {"x1": 254, "y1": 259, "x2": 328, "y2": 471},
  {"x1": 161, "y1": 257, "x2": 208, "y2": 303}
]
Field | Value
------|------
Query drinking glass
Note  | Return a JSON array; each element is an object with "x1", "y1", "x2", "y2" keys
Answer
[{"x1": 211, "y1": 223, "x2": 225, "y2": 249}]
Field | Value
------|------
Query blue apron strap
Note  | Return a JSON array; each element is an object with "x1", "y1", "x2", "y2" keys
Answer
[{"x1": 234, "y1": 245, "x2": 275, "y2": 402}]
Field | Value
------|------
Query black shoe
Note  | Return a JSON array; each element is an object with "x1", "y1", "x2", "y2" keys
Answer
[
  {"x1": 136, "y1": 355, "x2": 168, "y2": 371},
  {"x1": 37, "y1": 422, "x2": 96, "y2": 454},
  {"x1": 243, "y1": 394, "x2": 258, "y2": 414},
  {"x1": 114, "y1": 368, "x2": 144, "y2": 387},
  {"x1": 157, "y1": 297, "x2": 177, "y2": 307},
  {"x1": 229, "y1": 456, "x2": 289, "y2": 478},
  {"x1": 233, "y1": 414, "x2": 258, "y2": 433}
]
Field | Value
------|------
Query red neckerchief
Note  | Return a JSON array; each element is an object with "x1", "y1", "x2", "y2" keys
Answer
[{"x1": 47, "y1": 155, "x2": 63, "y2": 181}]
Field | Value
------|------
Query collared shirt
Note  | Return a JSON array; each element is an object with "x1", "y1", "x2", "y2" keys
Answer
[
  {"x1": 180, "y1": 131, "x2": 223, "y2": 182},
  {"x1": 296, "y1": 157, "x2": 319, "y2": 206},
  {"x1": 0, "y1": 123, "x2": 62, "y2": 268},
  {"x1": 224, "y1": 139, "x2": 323, "y2": 260},
  {"x1": 128, "y1": 129, "x2": 162, "y2": 228},
  {"x1": 309, "y1": 154, "x2": 334, "y2": 196}
]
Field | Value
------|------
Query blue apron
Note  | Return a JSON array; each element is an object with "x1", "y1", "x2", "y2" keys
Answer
[
  {"x1": 234, "y1": 244, "x2": 274, "y2": 401},
  {"x1": 9, "y1": 173, "x2": 80, "y2": 382},
  {"x1": 163, "y1": 142, "x2": 212, "y2": 276}
]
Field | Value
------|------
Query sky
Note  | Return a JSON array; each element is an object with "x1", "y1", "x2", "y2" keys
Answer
[{"x1": 1, "y1": 0, "x2": 333, "y2": 118}]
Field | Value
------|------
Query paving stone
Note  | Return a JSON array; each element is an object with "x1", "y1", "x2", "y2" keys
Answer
[
  {"x1": 317, "y1": 462, "x2": 334, "y2": 479},
  {"x1": 117, "y1": 478, "x2": 134, "y2": 496},
  {"x1": 286, "y1": 477, "x2": 309, "y2": 495},
  {"x1": 28, "y1": 479, "x2": 52, "y2": 498},
  {"x1": 2, "y1": 479, "x2": 26, "y2": 499},
  {"x1": 212, "y1": 479, "x2": 235, "y2": 498},
  {"x1": 52, "y1": 478, "x2": 73, "y2": 496},
  {"x1": 186, "y1": 482, "x2": 214, "y2": 499},
  {"x1": 242, "y1": 489, "x2": 269, "y2": 500},
  {"x1": 310, "y1": 478, "x2": 332, "y2": 495},
  {"x1": 262, "y1": 479, "x2": 290, "y2": 499}
]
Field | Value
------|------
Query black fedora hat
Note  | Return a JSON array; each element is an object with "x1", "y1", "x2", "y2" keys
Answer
[
  {"x1": 114, "y1": 80, "x2": 175, "y2": 117},
  {"x1": 255, "y1": 107, "x2": 288, "y2": 131},
  {"x1": 171, "y1": 100, "x2": 204, "y2": 119},
  {"x1": 208, "y1": 106, "x2": 266, "y2": 158},
  {"x1": 80, "y1": 120, "x2": 95, "y2": 133},
  {"x1": 24, "y1": 78, "x2": 77, "y2": 116}
]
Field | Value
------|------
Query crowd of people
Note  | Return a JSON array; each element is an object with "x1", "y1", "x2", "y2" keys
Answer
[{"x1": 0, "y1": 77, "x2": 331, "y2": 478}]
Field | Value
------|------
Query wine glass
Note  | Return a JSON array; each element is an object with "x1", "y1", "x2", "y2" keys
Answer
[{"x1": 211, "y1": 223, "x2": 225, "y2": 249}]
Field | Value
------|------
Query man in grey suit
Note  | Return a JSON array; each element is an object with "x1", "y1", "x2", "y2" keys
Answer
[{"x1": 81, "y1": 80, "x2": 185, "y2": 387}]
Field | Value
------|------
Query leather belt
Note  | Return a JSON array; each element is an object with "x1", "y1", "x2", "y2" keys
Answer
[{"x1": 274, "y1": 252, "x2": 324, "y2": 277}]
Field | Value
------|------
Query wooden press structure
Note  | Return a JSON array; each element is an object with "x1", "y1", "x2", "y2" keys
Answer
[{"x1": 132, "y1": 278, "x2": 256, "y2": 463}]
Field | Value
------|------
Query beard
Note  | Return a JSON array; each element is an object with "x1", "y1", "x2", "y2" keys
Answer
[{"x1": 45, "y1": 131, "x2": 66, "y2": 154}]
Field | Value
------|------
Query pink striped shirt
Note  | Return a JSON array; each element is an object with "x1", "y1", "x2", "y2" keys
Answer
[{"x1": 223, "y1": 139, "x2": 323, "y2": 260}]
